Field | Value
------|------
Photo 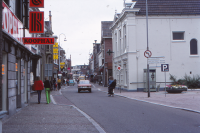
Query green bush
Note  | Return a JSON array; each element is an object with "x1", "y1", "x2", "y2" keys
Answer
[{"x1": 169, "y1": 74, "x2": 200, "y2": 88}]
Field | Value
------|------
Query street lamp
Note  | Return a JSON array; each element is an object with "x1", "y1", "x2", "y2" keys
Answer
[{"x1": 59, "y1": 33, "x2": 67, "y2": 72}]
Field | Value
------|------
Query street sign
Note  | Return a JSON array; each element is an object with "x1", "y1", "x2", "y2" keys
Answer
[
  {"x1": 117, "y1": 66, "x2": 121, "y2": 71},
  {"x1": 161, "y1": 64, "x2": 169, "y2": 72},
  {"x1": 29, "y1": 0, "x2": 44, "y2": 8},
  {"x1": 148, "y1": 58, "x2": 165, "y2": 64},
  {"x1": 29, "y1": 11, "x2": 44, "y2": 33},
  {"x1": 144, "y1": 50, "x2": 152, "y2": 58}
]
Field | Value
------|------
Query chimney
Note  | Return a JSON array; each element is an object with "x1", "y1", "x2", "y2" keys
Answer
[{"x1": 49, "y1": 11, "x2": 52, "y2": 31}]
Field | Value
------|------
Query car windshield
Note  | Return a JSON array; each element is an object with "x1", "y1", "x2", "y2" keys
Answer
[
  {"x1": 69, "y1": 80, "x2": 73, "y2": 83},
  {"x1": 79, "y1": 80, "x2": 90, "y2": 84}
]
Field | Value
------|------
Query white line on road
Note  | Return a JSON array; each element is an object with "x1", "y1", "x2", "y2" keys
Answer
[
  {"x1": 50, "y1": 95, "x2": 106, "y2": 133},
  {"x1": 72, "y1": 105, "x2": 106, "y2": 133}
]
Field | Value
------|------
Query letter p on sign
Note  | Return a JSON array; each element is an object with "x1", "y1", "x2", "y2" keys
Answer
[{"x1": 161, "y1": 64, "x2": 169, "y2": 72}]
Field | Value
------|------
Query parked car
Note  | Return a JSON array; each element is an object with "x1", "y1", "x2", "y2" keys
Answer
[
  {"x1": 68, "y1": 80, "x2": 75, "y2": 86},
  {"x1": 78, "y1": 80, "x2": 92, "y2": 93}
]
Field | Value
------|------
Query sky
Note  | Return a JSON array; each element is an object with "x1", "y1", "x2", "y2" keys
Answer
[{"x1": 40, "y1": 0, "x2": 132, "y2": 66}]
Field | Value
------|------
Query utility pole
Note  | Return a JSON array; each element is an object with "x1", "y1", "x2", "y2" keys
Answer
[{"x1": 146, "y1": 0, "x2": 150, "y2": 97}]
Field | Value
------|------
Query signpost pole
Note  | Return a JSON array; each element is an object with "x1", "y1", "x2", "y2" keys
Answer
[
  {"x1": 146, "y1": 0, "x2": 150, "y2": 97},
  {"x1": 165, "y1": 71, "x2": 166, "y2": 97},
  {"x1": 120, "y1": 70, "x2": 121, "y2": 93}
]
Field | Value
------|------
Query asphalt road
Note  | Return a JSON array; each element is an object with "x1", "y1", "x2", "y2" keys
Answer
[{"x1": 61, "y1": 84, "x2": 200, "y2": 133}]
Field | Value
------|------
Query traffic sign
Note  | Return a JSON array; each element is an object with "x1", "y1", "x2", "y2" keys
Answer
[
  {"x1": 144, "y1": 50, "x2": 152, "y2": 58},
  {"x1": 117, "y1": 66, "x2": 121, "y2": 71},
  {"x1": 161, "y1": 64, "x2": 169, "y2": 72}
]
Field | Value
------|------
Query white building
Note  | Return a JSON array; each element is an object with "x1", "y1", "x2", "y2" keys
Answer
[{"x1": 111, "y1": 0, "x2": 200, "y2": 91}]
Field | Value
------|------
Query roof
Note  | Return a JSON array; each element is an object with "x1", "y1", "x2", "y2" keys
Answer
[
  {"x1": 101, "y1": 21, "x2": 113, "y2": 38},
  {"x1": 134, "y1": 0, "x2": 200, "y2": 15}
]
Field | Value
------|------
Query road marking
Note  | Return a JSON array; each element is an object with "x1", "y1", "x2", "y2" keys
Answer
[
  {"x1": 72, "y1": 105, "x2": 106, "y2": 133},
  {"x1": 50, "y1": 95, "x2": 106, "y2": 133},
  {"x1": 92, "y1": 84, "x2": 96, "y2": 88},
  {"x1": 50, "y1": 95, "x2": 56, "y2": 104}
]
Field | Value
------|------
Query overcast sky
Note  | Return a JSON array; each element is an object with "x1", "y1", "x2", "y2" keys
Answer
[{"x1": 40, "y1": 0, "x2": 132, "y2": 66}]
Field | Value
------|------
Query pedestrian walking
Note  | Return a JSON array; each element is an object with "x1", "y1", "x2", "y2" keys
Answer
[
  {"x1": 108, "y1": 78, "x2": 116, "y2": 97},
  {"x1": 53, "y1": 78, "x2": 56, "y2": 91},
  {"x1": 34, "y1": 76, "x2": 44, "y2": 104},
  {"x1": 57, "y1": 78, "x2": 61, "y2": 90},
  {"x1": 44, "y1": 77, "x2": 51, "y2": 104}
]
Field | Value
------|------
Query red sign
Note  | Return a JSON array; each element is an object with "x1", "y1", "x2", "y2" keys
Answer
[
  {"x1": 144, "y1": 50, "x2": 152, "y2": 58},
  {"x1": 23, "y1": 37, "x2": 55, "y2": 45},
  {"x1": 29, "y1": 11, "x2": 44, "y2": 33},
  {"x1": 117, "y1": 66, "x2": 121, "y2": 71},
  {"x1": 2, "y1": 2, "x2": 23, "y2": 44},
  {"x1": 30, "y1": 0, "x2": 44, "y2": 8}
]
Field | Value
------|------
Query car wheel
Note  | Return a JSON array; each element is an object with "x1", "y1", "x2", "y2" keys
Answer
[
  {"x1": 78, "y1": 90, "x2": 80, "y2": 93},
  {"x1": 89, "y1": 89, "x2": 92, "y2": 93}
]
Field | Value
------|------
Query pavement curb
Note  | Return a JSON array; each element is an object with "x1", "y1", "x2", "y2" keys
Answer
[{"x1": 98, "y1": 89, "x2": 200, "y2": 114}]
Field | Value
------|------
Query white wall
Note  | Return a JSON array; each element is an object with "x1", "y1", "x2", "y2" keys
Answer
[{"x1": 112, "y1": 13, "x2": 200, "y2": 90}]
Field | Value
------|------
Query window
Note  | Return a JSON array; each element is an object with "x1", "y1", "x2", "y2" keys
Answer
[
  {"x1": 119, "y1": 30, "x2": 121, "y2": 55},
  {"x1": 173, "y1": 32, "x2": 184, "y2": 40},
  {"x1": 123, "y1": 25, "x2": 126, "y2": 53},
  {"x1": 190, "y1": 39, "x2": 198, "y2": 55}
]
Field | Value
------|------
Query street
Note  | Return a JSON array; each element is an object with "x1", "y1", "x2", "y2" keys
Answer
[{"x1": 60, "y1": 84, "x2": 200, "y2": 133}]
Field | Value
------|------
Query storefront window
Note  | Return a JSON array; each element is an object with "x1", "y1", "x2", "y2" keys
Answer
[{"x1": 2, "y1": 52, "x2": 7, "y2": 111}]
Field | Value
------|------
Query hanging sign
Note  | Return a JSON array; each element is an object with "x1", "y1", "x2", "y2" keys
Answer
[
  {"x1": 2, "y1": 64, "x2": 5, "y2": 75},
  {"x1": 29, "y1": 11, "x2": 44, "y2": 33},
  {"x1": 53, "y1": 54, "x2": 58, "y2": 60},
  {"x1": 53, "y1": 48, "x2": 58, "y2": 53},
  {"x1": 53, "y1": 42, "x2": 58, "y2": 48},
  {"x1": 23, "y1": 37, "x2": 55, "y2": 44},
  {"x1": 30, "y1": 0, "x2": 44, "y2": 8}
]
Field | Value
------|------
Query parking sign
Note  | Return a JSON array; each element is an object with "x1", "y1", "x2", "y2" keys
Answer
[{"x1": 161, "y1": 64, "x2": 169, "y2": 72}]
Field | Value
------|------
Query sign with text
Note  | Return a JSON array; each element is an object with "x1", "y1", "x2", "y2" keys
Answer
[
  {"x1": 2, "y1": 2, "x2": 23, "y2": 44},
  {"x1": 53, "y1": 42, "x2": 58, "y2": 48},
  {"x1": 53, "y1": 48, "x2": 58, "y2": 53},
  {"x1": 53, "y1": 54, "x2": 58, "y2": 60},
  {"x1": 29, "y1": 11, "x2": 44, "y2": 33},
  {"x1": 23, "y1": 37, "x2": 55, "y2": 44},
  {"x1": 148, "y1": 58, "x2": 165, "y2": 64},
  {"x1": 30, "y1": 0, "x2": 44, "y2": 8},
  {"x1": 161, "y1": 64, "x2": 169, "y2": 72}
]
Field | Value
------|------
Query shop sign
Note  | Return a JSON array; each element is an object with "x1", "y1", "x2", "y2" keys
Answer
[
  {"x1": 53, "y1": 48, "x2": 58, "y2": 53},
  {"x1": 15, "y1": 63, "x2": 18, "y2": 71},
  {"x1": 53, "y1": 42, "x2": 58, "y2": 48},
  {"x1": 2, "y1": 2, "x2": 23, "y2": 44},
  {"x1": 29, "y1": 11, "x2": 44, "y2": 33},
  {"x1": 23, "y1": 37, "x2": 55, "y2": 44},
  {"x1": 30, "y1": 0, "x2": 44, "y2": 8},
  {"x1": 53, "y1": 54, "x2": 58, "y2": 60},
  {"x1": 2, "y1": 64, "x2": 5, "y2": 75}
]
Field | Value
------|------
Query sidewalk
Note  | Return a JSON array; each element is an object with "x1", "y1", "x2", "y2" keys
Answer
[
  {"x1": 2, "y1": 86, "x2": 102, "y2": 133},
  {"x1": 94, "y1": 83, "x2": 200, "y2": 113}
]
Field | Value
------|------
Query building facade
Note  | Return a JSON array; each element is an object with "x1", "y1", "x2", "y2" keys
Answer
[{"x1": 111, "y1": 0, "x2": 200, "y2": 91}]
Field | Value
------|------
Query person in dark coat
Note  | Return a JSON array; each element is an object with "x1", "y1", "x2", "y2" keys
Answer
[
  {"x1": 34, "y1": 76, "x2": 44, "y2": 104},
  {"x1": 108, "y1": 79, "x2": 116, "y2": 96},
  {"x1": 44, "y1": 77, "x2": 51, "y2": 104}
]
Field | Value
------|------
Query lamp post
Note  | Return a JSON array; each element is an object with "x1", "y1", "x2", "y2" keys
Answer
[{"x1": 59, "y1": 33, "x2": 67, "y2": 72}]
